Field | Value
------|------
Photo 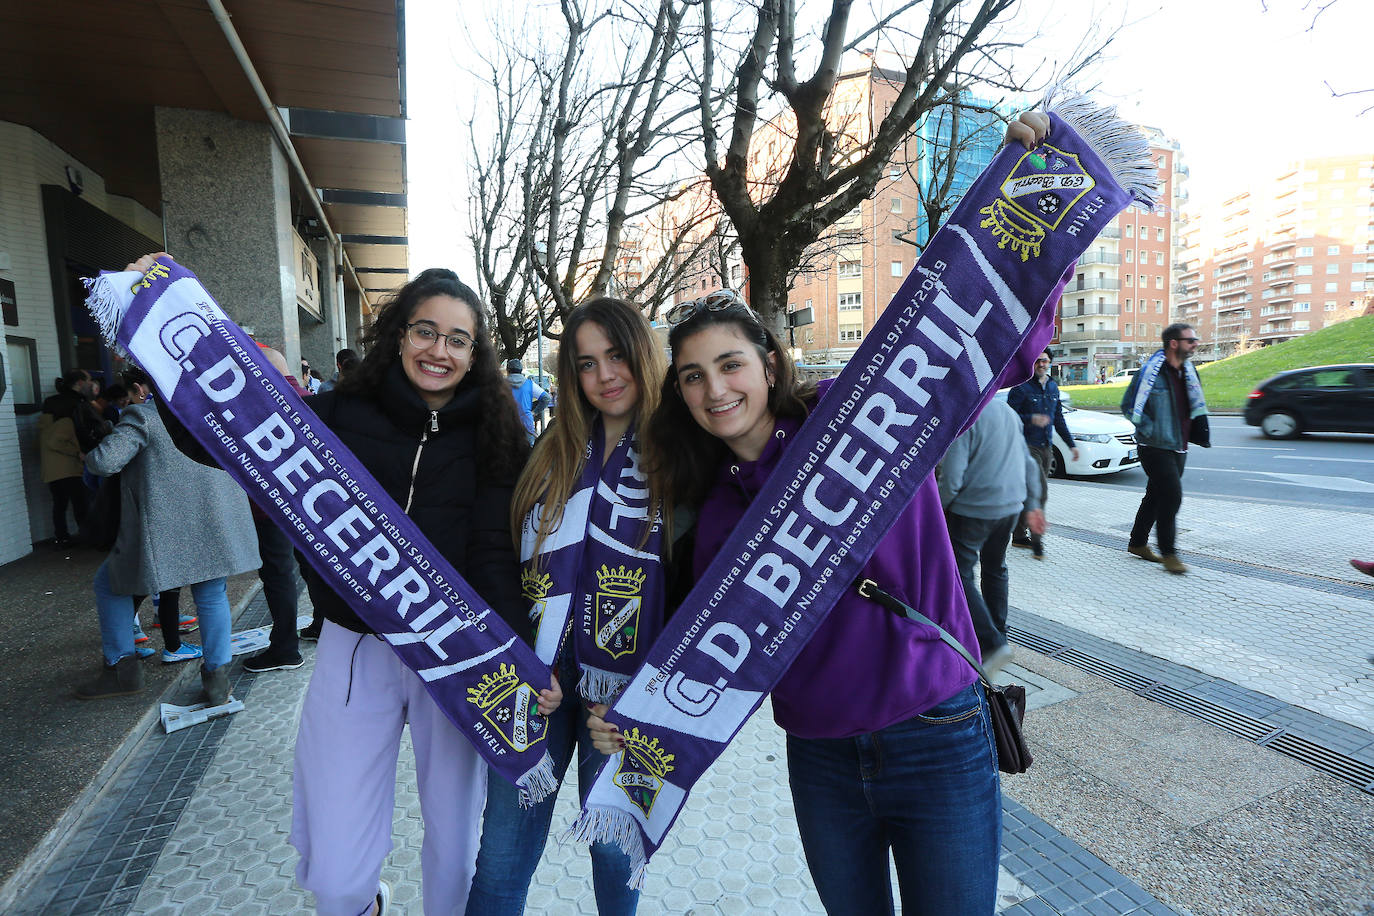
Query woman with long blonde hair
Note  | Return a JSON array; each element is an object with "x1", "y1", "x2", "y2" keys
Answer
[{"x1": 466, "y1": 297, "x2": 673, "y2": 916}]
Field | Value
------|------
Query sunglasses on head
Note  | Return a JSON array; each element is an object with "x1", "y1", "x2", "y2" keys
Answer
[{"x1": 665, "y1": 289, "x2": 760, "y2": 328}]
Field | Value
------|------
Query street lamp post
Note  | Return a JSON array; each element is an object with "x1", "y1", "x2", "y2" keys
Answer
[{"x1": 532, "y1": 241, "x2": 547, "y2": 431}]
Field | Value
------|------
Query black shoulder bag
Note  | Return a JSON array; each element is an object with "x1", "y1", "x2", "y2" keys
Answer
[{"x1": 857, "y1": 578, "x2": 1033, "y2": 774}]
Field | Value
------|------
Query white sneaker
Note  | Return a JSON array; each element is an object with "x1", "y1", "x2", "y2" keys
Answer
[
  {"x1": 982, "y1": 644, "x2": 1015, "y2": 676},
  {"x1": 374, "y1": 879, "x2": 391, "y2": 916}
]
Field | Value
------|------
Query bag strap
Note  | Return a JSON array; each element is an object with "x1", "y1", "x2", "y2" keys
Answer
[{"x1": 857, "y1": 578, "x2": 995, "y2": 688}]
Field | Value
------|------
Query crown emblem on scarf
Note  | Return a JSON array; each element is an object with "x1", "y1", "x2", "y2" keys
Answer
[
  {"x1": 622, "y1": 727, "x2": 675, "y2": 778},
  {"x1": 596, "y1": 564, "x2": 646, "y2": 597},
  {"x1": 521, "y1": 569, "x2": 553, "y2": 600},
  {"x1": 467, "y1": 663, "x2": 521, "y2": 708}
]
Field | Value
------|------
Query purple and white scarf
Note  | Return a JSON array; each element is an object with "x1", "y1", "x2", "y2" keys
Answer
[
  {"x1": 568, "y1": 97, "x2": 1160, "y2": 885},
  {"x1": 83, "y1": 261, "x2": 557, "y2": 803},
  {"x1": 522, "y1": 418, "x2": 665, "y2": 704}
]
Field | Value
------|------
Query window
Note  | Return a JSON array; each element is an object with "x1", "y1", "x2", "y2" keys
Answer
[
  {"x1": 1354, "y1": 281, "x2": 1367, "y2": 291},
  {"x1": 1125, "y1": 225, "x2": 1134, "y2": 238},
  {"x1": 5, "y1": 337, "x2": 40, "y2": 410},
  {"x1": 1125, "y1": 298, "x2": 1132, "y2": 311},
  {"x1": 1154, "y1": 300, "x2": 1163, "y2": 312},
  {"x1": 1299, "y1": 246, "x2": 1314, "y2": 257},
  {"x1": 1156, "y1": 228, "x2": 1165, "y2": 241},
  {"x1": 1139, "y1": 250, "x2": 1147, "y2": 262},
  {"x1": 1354, "y1": 262, "x2": 1368, "y2": 273},
  {"x1": 1125, "y1": 250, "x2": 1134, "y2": 263},
  {"x1": 1325, "y1": 301, "x2": 1337, "y2": 311},
  {"x1": 1328, "y1": 245, "x2": 1342, "y2": 255},
  {"x1": 1293, "y1": 320, "x2": 1310, "y2": 330},
  {"x1": 1125, "y1": 275, "x2": 1133, "y2": 286},
  {"x1": 889, "y1": 165, "x2": 901, "y2": 181},
  {"x1": 1326, "y1": 263, "x2": 1341, "y2": 274},
  {"x1": 1295, "y1": 302, "x2": 1310, "y2": 312},
  {"x1": 805, "y1": 298, "x2": 812, "y2": 312},
  {"x1": 1155, "y1": 252, "x2": 1164, "y2": 265},
  {"x1": 1155, "y1": 276, "x2": 1163, "y2": 289},
  {"x1": 1325, "y1": 282, "x2": 1339, "y2": 292},
  {"x1": 891, "y1": 261, "x2": 903, "y2": 277},
  {"x1": 891, "y1": 229, "x2": 904, "y2": 244},
  {"x1": 890, "y1": 198, "x2": 903, "y2": 214},
  {"x1": 1124, "y1": 323, "x2": 1132, "y2": 335},
  {"x1": 1295, "y1": 283, "x2": 1312, "y2": 293},
  {"x1": 838, "y1": 260, "x2": 861, "y2": 278},
  {"x1": 839, "y1": 327, "x2": 864, "y2": 342},
  {"x1": 1296, "y1": 265, "x2": 1313, "y2": 275},
  {"x1": 838, "y1": 292, "x2": 862, "y2": 311}
]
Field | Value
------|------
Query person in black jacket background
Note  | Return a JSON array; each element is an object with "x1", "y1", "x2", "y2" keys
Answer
[
  {"x1": 1006, "y1": 349, "x2": 1077, "y2": 558},
  {"x1": 290, "y1": 268, "x2": 558, "y2": 916}
]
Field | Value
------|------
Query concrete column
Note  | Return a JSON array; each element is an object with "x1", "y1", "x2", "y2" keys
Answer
[
  {"x1": 301, "y1": 237, "x2": 338, "y2": 380},
  {"x1": 154, "y1": 107, "x2": 300, "y2": 369}
]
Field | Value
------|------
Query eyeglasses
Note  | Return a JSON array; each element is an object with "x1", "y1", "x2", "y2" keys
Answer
[
  {"x1": 1178, "y1": 336, "x2": 1200, "y2": 342},
  {"x1": 665, "y1": 289, "x2": 760, "y2": 327},
  {"x1": 405, "y1": 322, "x2": 473, "y2": 355}
]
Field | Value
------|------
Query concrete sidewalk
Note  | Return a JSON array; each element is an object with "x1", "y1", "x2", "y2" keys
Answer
[{"x1": 2, "y1": 474, "x2": 1372, "y2": 914}]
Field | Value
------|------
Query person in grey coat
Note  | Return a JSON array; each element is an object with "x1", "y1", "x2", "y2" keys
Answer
[
  {"x1": 75, "y1": 399, "x2": 259, "y2": 702},
  {"x1": 939, "y1": 397, "x2": 1046, "y2": 674}
]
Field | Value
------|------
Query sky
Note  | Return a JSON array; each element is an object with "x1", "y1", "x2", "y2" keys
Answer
[{"x1": 404, "y1": 0, "x2": 1374, "y2": 274}]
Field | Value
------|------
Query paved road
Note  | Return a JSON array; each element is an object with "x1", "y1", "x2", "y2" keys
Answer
[{"x1": 1070, "y1": 416, "x2": 1374, "y2": 511}]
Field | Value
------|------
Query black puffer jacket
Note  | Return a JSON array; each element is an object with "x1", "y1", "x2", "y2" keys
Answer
[{"x1": 306, "y1": 364, "x2": 532, "y2": 643}]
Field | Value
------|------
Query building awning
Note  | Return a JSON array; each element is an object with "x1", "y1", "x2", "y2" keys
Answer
[{"x1": 0, "y1": 0, "x2": 409, "y2": 303}]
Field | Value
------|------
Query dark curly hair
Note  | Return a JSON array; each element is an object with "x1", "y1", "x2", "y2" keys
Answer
[
  {"x1": 644, "y1": 304, "x2": 814, "y2": 509},
  {"x1": 337, "y1": 268, "x2": 529, "y2": 482}
]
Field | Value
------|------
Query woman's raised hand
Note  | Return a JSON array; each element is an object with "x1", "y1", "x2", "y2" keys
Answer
[
  {"x1": 586, "y1": 702, "x2": 626, "y2": 756},
  {"x1": 125, "y1": 252, "x2": 172, "y2": 274},
  {"x1": 537, "y1": 672, "x2": 563, "y2": 716},
  {"x1": 1003, "y1": 111, "x2": 1050, "y2": 150}
]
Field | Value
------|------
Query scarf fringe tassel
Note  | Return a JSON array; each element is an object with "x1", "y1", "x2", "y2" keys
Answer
[
  {"x1": 516, "y1": 752, "x2": 559, "y2": 807},
  {"x1": 82, "y1": 275, "x2": 130, "y2": 357},
  {"x1": 577, "y1": 667, "x2": 632, "y2": 706},
  {"x1": 562, "y1": 805, "x2": 648, "y2": 890},
  {"x1": 1045, "y1": 91, "x2": 1161, "y2": 212}
]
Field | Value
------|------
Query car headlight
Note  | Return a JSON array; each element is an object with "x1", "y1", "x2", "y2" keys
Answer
[{"x1": 1074, "y1": 433, "x2": 1113, "y2": 444}]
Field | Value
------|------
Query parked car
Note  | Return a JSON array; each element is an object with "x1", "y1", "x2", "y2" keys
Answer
[
  {"x1": 1243, "y1": 364, "x2": 1374, "y2": 439},
  {"x1": 996, "y1": 391, "x2": 1139, "y2": 477},
  {"x1": 1107, "y1": 368, "x2": 1138, "y2": 383}
]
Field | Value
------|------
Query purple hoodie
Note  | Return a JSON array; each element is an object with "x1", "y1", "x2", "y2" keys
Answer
[{"x1": 691, "y1": 300, "x2": 1056, "y2": 739}]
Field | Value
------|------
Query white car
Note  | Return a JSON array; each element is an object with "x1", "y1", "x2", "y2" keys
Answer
[
  {"x1": 1049, "y1": 403, "x2": 1140, "y2": 477},
  {"x1": 995, "y1": 391, "x2": 1140, "y2": 478},
  {"x1": 1107, "y1": 368, "x2": 1139, "y2": 383}
]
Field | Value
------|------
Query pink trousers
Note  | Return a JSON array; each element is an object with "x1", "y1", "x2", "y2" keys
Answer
[{"x1": 291, "y1": 620, "x2": 486, "y2": 915}]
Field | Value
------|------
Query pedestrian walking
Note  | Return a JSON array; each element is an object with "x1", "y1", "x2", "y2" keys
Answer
[
  {"x1": 506, "y1": 359, "x2": 552, "y2": 444},
  {"x1": 1121, "y1": 323, "x2": 1210, "y2": 574},
  {"x1": 1007, "y1": 348, "x2": 1077, "y2": 557},
  {"x1": 939, "y1": 397, "x2": 1046, "y2": 673},
  {"x1": 467, "y1": 297, "x2": 682, "y2": 916}
]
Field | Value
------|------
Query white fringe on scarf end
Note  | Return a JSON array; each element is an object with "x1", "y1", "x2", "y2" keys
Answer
[
  {"x1": 516, "y1": 752, "x2": 558, "y2": 807},
  {"x1": 1044, "y1": 90, "x2": 1161, "y2": 212},
  {"x1": 562, "y1": 805, "x2": 648, "y2": 890},
  {"x1": 82, "y1": 274, "x2": 131, "y2": 357},
  {"x1": 577, "y1": 667, "x2": 631, "y2": 706}
]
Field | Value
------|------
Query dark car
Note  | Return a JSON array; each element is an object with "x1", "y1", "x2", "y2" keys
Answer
[{"x1": 1243, "y1": 364, "x2": 1374, "y2": 439}]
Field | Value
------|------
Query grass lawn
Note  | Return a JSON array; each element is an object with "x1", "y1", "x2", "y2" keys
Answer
[{"x1": 1060, "y1": 314, "x2": 1374, "y2": 410}]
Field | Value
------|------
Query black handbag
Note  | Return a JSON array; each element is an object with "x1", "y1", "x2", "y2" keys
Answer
[
  {"x1": 857, "y1": 579, "x2": 1033, "y2": 774},
  {"x1": 76, "y1": 473, "x2": 122, "y2": 550}
]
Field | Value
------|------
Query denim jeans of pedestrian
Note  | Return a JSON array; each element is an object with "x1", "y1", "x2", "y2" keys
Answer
[
  {"x1": 787, "y1": 683, "x2": 1002, "y2": 916},
  {"x1": 945, "y1": 512, "x2": 1017, "y2": 655},
  {"x1": 465, "y1": 686, "x2": 639, "y2": 916},
  {"x1": 94, "y1": 560, "x2": 231, "y2": 669},
  {"x1": 1130, "y1": 445, "x2": 1187, "y2": 555}
]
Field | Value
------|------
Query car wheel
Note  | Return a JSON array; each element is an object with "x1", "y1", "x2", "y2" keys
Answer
[
  {"x1": 1260, "y1": 410, "x2": 1301, "y2": 440},
  {"x1": 1049, "y1": 446, "x2": 1067, "y2": 478}
]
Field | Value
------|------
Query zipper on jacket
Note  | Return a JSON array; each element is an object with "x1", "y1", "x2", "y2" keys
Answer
[{"x1": 404, "y1": 410, "x2": 438, "y2": 513}]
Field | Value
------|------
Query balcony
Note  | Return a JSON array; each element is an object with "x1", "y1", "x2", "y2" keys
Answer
[
  {"x1": 1217, "y1": 260, "x2": 1252, "y2": 278},
  {"x1": 1174, "y1": 261, "x2": 1192, "y2": 272},
  {"x1": 1072, "y1": 279, "x2": 1121, "y2": 291},
  {"x1": 1063, "y1": 304, "x2": 1121, "y2": 317},
  {"x1": 1058, "y1": 329, "x2": 1120, "y2": 342},
  {"x1": 1097, "y1": 227, "x2": 1121, "y2": 240},
  {"x1": 1217, "y1": 301, "x2": 1248, "y2": 313},
  {"x1": 1078, "y1": 251, "x2": 1121, "y2": 266}
]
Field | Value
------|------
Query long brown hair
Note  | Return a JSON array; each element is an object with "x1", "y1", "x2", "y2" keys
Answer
[
  {"x1": 511, "y1": 297, "x2": 667, "y2": 554},
  {"x1": 644, "y1": 305, "x2": 814, "y2": 509},
  {"x1": 338, "y1": 268, "x2": 529, "y2": 483}
]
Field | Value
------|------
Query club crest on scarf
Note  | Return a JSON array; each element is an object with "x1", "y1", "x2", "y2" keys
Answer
[
  {"x1": 522, "y1": 569, "x2": 553, "y2": 626},
  {"x1": 595, "y1": 564, "x2": 646, "y2": 661},
  {"x1": 613, "y1": 727, "x2": 675, "y2": 816},
  {"x1": 980, "y1": 144, "x2": 1096, "y2": 262},
  {"x1": 467, "y1": 663, "x2": 549, "y2": 753}
]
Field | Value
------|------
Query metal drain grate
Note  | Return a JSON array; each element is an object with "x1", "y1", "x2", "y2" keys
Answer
[{"x1": 1006, "y1": 625, "x2": 1374, "y2": 796}]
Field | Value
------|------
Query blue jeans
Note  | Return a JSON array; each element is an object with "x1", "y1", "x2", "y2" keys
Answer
[
  {"x1": 945, "y1": 512, "x2": 1017, "y2": 655},
  {"x1": 465, "y1": 688, "x2": 639, "y2": 916},
  {"x1": 787, "y1": 683, "x2": 1002, "y2": 916},
  {"x1": 94, "y1": 560, "x2": 231, "y2": 670}
]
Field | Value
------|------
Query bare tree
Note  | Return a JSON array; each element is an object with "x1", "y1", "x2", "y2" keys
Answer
[{"x1": 694, "y1": 0, "x2": 1112, "y2": 326}]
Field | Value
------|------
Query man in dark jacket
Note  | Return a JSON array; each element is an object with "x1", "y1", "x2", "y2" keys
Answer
[
  {"x1": 1007, "y1": 349, "x2": 1077, "y2": 558},
  {"x1": 1121, "y1": 323, "x2": 1210, "y2": 574}
]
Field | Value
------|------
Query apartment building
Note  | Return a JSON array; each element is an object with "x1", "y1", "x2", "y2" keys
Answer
[
  {"x1": 1053, "y1": 130, "x2": 1188, "y2": 382},
  {"x1": 1175, "y1": 155, "x2": 1374, "y2": 361}
]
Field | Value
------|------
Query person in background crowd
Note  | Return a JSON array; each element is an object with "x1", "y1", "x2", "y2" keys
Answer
[
  {"x1": 38, "y1": 378, "x2": 90, "y2": 547},
  {"x1": 939, "y1": 396, "x2": 1046, "y2": 674},
  {"x1": 506, "y1": 358, "x2": 552, "y2": 444},
  {"x1": 1007, "y1": 349, "x2": 1076, "y2": 558},
  {"x1": 1121, "y1": 323, "x2": 1210, "y2": 575},
  {"x1": 317, "y1": 348, "x2": 359, "y2": 394}
]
